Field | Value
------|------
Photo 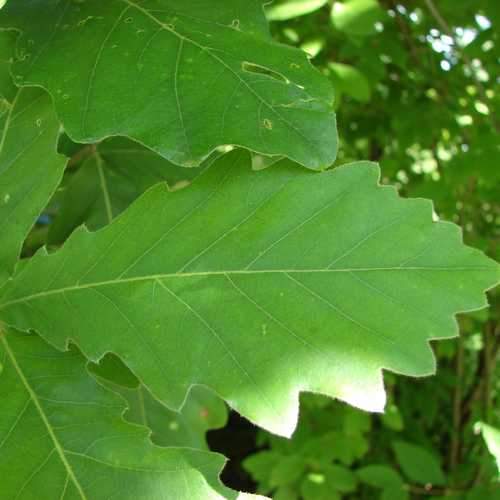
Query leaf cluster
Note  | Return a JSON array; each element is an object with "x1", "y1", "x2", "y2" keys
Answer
[{"x1": 0, "y1": 1, "x2": 498, "y2": 499}]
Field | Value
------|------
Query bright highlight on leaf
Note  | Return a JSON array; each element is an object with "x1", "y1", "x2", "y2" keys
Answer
[
  {"x1": 477, "y1": 422, "x2": 500, "y2": 475},
  {"x1": 0, "y1": 150, "x2": 497, "y2": 437},
  {"x1": 1, "y1": 0, "x2": 337, "y2": 169}
]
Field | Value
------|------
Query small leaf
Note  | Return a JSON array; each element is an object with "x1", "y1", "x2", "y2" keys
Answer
[
  {"x1": 0, "y1": 150, "x2": 497, "y2": 437},
  {"x1": 357, "y1": 464, "x2": 404, "y2": 489},
  {"x1": 392, "y1": 440, "x2": 446, "y2": 486},
  {"x1": 2, "y1": 0, "x2": 337, "y2": 169},
  {"x1": 244, "y1": 450, "x2": 282, "y2": 491},
  {"x1": 381, "y1": 485, "x2": 410, "y2": 500},
  {"x1": 300, "y1": 473, "x2": 341, "y2": 500},
  {"x1": 270, "y1": 454, "x2": 306, "y2": 487},
  {"x1": 380, "y1": 402, "x2": 404, "y2": 431},
  {"x1": 274, "y1": 485, "x2": 300, "y2": 500},
  {"x1": 322, "y1": 464, "x2": 358, "y2": 492}
]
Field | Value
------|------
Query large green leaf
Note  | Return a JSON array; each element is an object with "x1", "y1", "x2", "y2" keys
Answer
[
  {"x1": 0, "y1": 150, "x2": 497, "y2": 437},
  {"x1": 2, "y1": 0, "x2": 337, "y2": 169},
  {"x1": 0, "y1": 84, "x2": 66, "y2": 286},
  {"x1": 0, "y1": 329, "x2": 256, "y2": 499}
]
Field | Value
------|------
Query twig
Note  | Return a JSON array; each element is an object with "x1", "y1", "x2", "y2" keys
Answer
[
  {"x1": 472, "y1": 319, "x2": 498, "y2": 486},
  {"x1": 461, "y1": 331, "x2": 500, "y2": 423},
  {"x1": 407, "y1": 484, "x2": 466, "y2": 496},
  {"x1": 482, "y1": 321, "x2": 494, "y2": 424},
  {"x1": 449, "y1": 334, "x2": 464, "y2": 473}
]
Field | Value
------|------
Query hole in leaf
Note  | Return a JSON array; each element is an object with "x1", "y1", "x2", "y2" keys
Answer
[
  {"x1": 241, "y1": 62, "x2": 290, "y2": 84},
  {"x1": 263, "y1": 118, "x2": 273, "y2": 130}
]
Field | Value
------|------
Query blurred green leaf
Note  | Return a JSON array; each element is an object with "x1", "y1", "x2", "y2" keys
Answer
[
  {"x1": 322, "y1": 463, "x2": 358, "y2": 492},
  {"x1": 477, "y1": 422, "x2": 500, "y2": 474},
  {"x1": 381, "y1": 403, "x2": 404, "y2": 431},
  {"x1": 266, "y1": 0, "x2": 329, "y2": 21},
  {"x1": 243, "y1": 450, "x2": 283, "y2": 492},
  {"x1": 381, "y1": 485, "x2": 410, "y2": 500},
  {"x1": 300, "y1": 473, "x2": 341, "y2": 500},
  {"x1": 392, "y1": 441, "x2": 446, "y2": 486},
  {"x1": 329, "y1": 62, "x2": 371, "y2": 103},
  {"x1": 275, "y1": 485, "x2": 300, "y2": 500},
  {"x1": 330, "y1": 0, "x2": 385, "y2": 37},
  {"x1": 466, "y1": 485, "x2": 500, "y2": 500},
  {"x1": 357, "y1": 464, "x2": 404, "y2": 489},
  {"x1": 270, "y1": 455, "x2": 307, "y2": 487}
]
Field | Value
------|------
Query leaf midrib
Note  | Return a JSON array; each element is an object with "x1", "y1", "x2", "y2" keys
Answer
[
  {"x1": 0, "y1": 266, "x2": 491, "y2": 310},
  {"x1": 0, "y1": 332, "x2": 88, "y2": 500}
]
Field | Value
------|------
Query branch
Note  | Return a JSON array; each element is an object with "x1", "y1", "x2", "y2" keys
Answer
[
  {"x1": 461, "y1": 327, "x2": 500, "y2": 423},
  {"x1": 408, "y1": 484, "x2": 467, "y2": 496},
  {"x1": 449, "y1": 334, "x2": 464, "y2": 473}
]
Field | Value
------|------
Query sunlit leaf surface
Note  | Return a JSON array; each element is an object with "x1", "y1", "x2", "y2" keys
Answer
[{"x1": 0, "y1": 150, "x2": 497, "y2": 437}]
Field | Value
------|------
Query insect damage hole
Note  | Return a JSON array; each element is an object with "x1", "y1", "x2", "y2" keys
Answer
[{"x1": 241, "y1": 62, "x2": 290, "y2": 84}]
